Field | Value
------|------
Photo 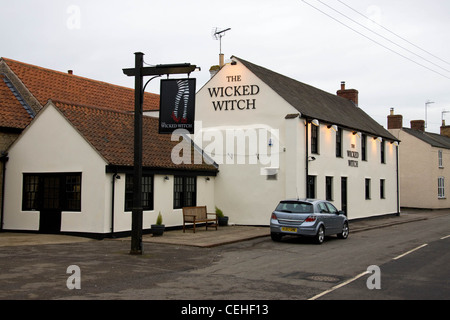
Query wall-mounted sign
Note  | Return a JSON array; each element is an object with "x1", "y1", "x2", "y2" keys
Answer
[
  {"x1": 347, "y1": 150, "x2": 359, "y2": 167},
  {"x1": 159, "y1": 78, "x2": 196, "y2": 134},
  {"x1": 207, "y1": 74, "x2": 260, "y2": 111}
]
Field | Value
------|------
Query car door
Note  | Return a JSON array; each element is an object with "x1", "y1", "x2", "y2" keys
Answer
[
  {"x1": 325, "y1": 202, "x2": 342, "y2": 233},
  {"x1": 317, "y1": 201, "x2": 333, "y2": 233}
]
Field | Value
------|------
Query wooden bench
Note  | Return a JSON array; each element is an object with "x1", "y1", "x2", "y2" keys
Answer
[{"x1": 182, "y1": 206, "x2": 218, "y2": 233}]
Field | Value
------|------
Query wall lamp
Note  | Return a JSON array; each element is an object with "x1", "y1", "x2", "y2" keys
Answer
[
  {"x1": 327, "y1": 124, "x2": 338, "y2": 132},
  {"x1": 352, "y1": 131, "x2": 361, "y2": 137},
  {"x1": 311, "y1": 119, "x2": 320, "y2": 127},
  {"x1": 205, "y1": 177, "x2": 210, "y2": 181},
  {"x1": 391, "y1": 141, "x2": 399, "y2": 146},
  {"x1": 164, "y1": 176, "x2": 169, "y2": 181},
  {"x1": 373, "y1": 136, "x2": 383, "y2": 142},
  {"x1": 308, "y1": 156, "x2": 316, "y2": 162}
]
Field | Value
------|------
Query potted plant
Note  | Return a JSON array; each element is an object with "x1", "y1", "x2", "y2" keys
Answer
[
  {"x1": 215, "y1": 206, "x2": 228, "y2": 226},
  {"x1": 151, "y1": 212, "x2": 165, "y2": 236}
]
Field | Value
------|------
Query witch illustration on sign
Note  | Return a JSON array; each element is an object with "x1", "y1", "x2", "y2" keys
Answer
[
  {"x1": 159, "y1": 78, "x2": 196, "y2": 134},
  {"x1": 171, "y1": 79, "x2": 190, "y2": 123}
]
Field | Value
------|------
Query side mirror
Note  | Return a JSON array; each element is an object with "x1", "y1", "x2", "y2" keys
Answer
[{"x1": 337, "y1": 210, "x2": 345, "y2": 215}]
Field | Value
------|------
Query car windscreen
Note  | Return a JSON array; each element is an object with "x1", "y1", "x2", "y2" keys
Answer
[{"x1": 275, "y1": 201, "x2": 313, "y2": 213}]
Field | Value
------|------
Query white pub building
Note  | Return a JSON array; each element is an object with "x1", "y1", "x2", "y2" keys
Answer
[{"x1": 195, "y1": 56, "x2": 400, "y2": 225}]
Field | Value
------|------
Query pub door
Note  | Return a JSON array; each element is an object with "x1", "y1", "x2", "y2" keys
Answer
[{"x1": 39, "y1": 175, "x2": 62, "y2": 233}]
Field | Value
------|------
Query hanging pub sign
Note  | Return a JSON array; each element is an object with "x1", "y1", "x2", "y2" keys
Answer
[{"x1": 159, "y1": 78, "x2": 196, "y2": 134}]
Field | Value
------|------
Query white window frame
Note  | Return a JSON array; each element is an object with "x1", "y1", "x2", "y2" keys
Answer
[
  {"x1": 438, "y1": 150, "x2": 443, "y2": 168},
  {"x1": 438, "y1": 176, "x2": 445, "y2": 199}
]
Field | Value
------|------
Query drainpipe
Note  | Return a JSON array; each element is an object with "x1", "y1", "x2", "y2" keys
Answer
[
  {"x1": 305, "y1": 118, "x2": 309, "y2": 198},
  {"x1": 396, "y1": 144, "x2": 400, "y2": 216},
  {"x1": 111, "y1": 172, "x2": 119, "y2": 237},
  {"x1": 0, "y1": 152, "x2": 8, "y2": 231}
]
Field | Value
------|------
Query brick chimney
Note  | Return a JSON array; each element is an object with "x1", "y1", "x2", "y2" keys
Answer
[
  {"x1": 337, "y1": 81, "x2": 358, "y2": 106},
  {"x1": 387, "y1": 108, "x2": 403, "y2": 129},
  {"x1": 411, "y1": 120, "x2": 425, "y2": 132},
  {"x1": 440, "y1": 119, "x2": 450, "y2": 137}
]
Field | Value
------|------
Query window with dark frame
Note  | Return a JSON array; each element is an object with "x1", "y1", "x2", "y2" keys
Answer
[
  {"x1": 381, "y1": 140, "x2": 386, "y2": 164},
  {"x1": 124, "y1": 174, "x2": 154, "y2": 211},
  {"x1": 361, "y1": 134, "x2": 367, "y2": 161},
  {"x1": 307, "y1": 175, "x2": 316, "y2": 199},
  {"x1": 311, "y1": 125, "x2": 319, "y2": 154},
  {"x1": 326, "y1": 176, "x2": 333, "y2": 201},
  {"x1": 65, "y1": 174, "x2": 81, "y2": 211},
  {"x1": 23, "y1": 175, "x2": 39, "y2": 210},
  {"x1": 365, "y1": 178, "x2": 371, "y2": 200},
  {"x1": 173, "y1": 176, "x2": 197, "y2": 209},
  {"x1": 380, "y1": 179, "x2": 385, "y2": 199},
  {"x1": 336, "y1": 127, "x2": 342, "y2": 157},
  {"x1": 22, "y1": 173, "x2": 81, "y2": 211}
]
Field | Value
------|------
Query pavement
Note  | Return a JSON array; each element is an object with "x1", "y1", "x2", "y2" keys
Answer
[{"x1": 0, "y1": 209, "x2": 448, "y2": 248}]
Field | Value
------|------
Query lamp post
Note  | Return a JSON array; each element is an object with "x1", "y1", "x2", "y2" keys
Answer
[{"x1": 123, "y1": 52, "x2": 197, "y2": 255}]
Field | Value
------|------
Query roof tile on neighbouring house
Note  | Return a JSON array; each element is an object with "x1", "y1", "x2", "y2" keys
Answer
[
  {"x1": 1, "y1": 57, "x2": 160, "y2": 114},
  {"x1": 52, "y1": 100, "x2": 217, "y2": 172},
  {"x1": 0, "y1": 76, "x2": 33, "y2": 130}
]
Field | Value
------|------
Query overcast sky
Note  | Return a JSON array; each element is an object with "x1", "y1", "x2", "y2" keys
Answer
[{"x1": 2, "y1": 0, "x2": 449, "y2": 133}]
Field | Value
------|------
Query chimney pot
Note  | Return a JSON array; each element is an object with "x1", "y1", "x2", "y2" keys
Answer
[{"x1": 340, "y1": 81, "x2": 345, "y2": 90}]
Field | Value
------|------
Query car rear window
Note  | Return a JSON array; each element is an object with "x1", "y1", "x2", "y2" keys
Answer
[{"x1": 275, "y1": 201, "x2": 313, "y2": 213}]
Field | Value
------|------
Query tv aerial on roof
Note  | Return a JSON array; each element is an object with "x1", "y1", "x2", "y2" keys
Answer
[{"x1": 212, "y1": 27, "x2": 231, "y2": 54}]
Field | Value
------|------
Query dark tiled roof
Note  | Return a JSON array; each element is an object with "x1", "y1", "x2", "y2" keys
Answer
[
  {"x1": 52, "y1": 100, "x2": 217, "y2": 172},
  {"x1": 233, "y1": 56, "x2": 398, "y2": 141},
  {"x1": 403, "y1": 127, "x2": 450, "y2": 150}
]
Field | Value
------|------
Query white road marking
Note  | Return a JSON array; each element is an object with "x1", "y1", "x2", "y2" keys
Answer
[
  {"x1": 393, "y1": 244, "x2": 428, "y2": 260},
  {"x1": 308, "y1": 270, "x2": 369, "y2": 300}
]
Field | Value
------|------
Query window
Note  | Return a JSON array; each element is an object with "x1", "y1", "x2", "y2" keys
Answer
[
  {"x1": 438, "y1": 177, "x2": 445, "y2": 199},
  {"x1": 361, "y1": 134, "x2": 367, "y2": 161},
  {"x1": 275, "y1": 201, "x2": 313, "y2": 213},
  {"x1": 311, "y1": 125, "x2": 319, "y2": 154},
  {"x1": 22, "y1": 173, "x2": 81, "y2": 211},
  {"x1": 174, "y1": 176, "x2": 197, "y2": 209},
  {"x1": 307, "y1": 175, "x2": 316, "y2": 199},
  {"x1": 438, "y1": 150, "x2": 443, "y2": 168},
  {"x1": 325, "y1": 202, "x2": 338, "y2": 213},
  {"x1": 318, "y1": 202, "x2": 329, "y2": 213},
  {"x1": 365, "y1": 178, "x2": 371, "y2": 200},
  {"x1": 23, "y1": 175, "x2": 39, "y2": 210},
  {"x1": 380, "y1": 179, "x2": 385, "y2": 199},
  {"x1": 381, "y1": 140, "x2": 386, "y2": 164},
  {"x1": 326, "y1": 176, "x2": 333, "y2": 201},
  {"x1": 65, "y1": 174, "x2": 81, "y2": 211},
  {"x1": 125, "y1": 174, "x2": 154, "y2": 211},
  {"x1": 336, "y1": 127, "x2": 342, "y2": 157}
]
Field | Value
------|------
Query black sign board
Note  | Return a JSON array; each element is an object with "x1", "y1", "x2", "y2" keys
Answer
[{"x1": 159, "y1": 78, "x2": 196, "y2": 134}]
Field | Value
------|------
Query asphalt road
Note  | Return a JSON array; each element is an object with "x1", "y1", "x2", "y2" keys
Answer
[{"x1": 0, "y1": 212, "x2": 448, "y2": 303}]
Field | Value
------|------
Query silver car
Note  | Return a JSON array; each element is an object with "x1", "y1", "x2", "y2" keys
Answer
[{"x1": 270, "y1": 199, "x2": 349, "y2": 244}]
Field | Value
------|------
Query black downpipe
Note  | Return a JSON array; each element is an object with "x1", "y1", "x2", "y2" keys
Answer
[
  {"x1": 111, "y1": 172, "x2": 118, "y2": 237},
  {"x1": 0, "y1": 152, "x2": 8, "y2": 231},
  {"x1": 396, "y1": 145, "x2": 400, "y2": 216},
  {"x1": 305, "y1": 118, "x2": 309, "y2": 198}
]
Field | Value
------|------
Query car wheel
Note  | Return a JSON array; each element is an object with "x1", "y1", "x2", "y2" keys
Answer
[
  {"x1": 271, "y1": 232, "x2": 283, "y2": 242},
  {"x1": 337, "y1": 222, "x2": 349, "y2": 239},
  {"x1": 315, "y1": 225, "x2": 325, "y2": 244}
]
